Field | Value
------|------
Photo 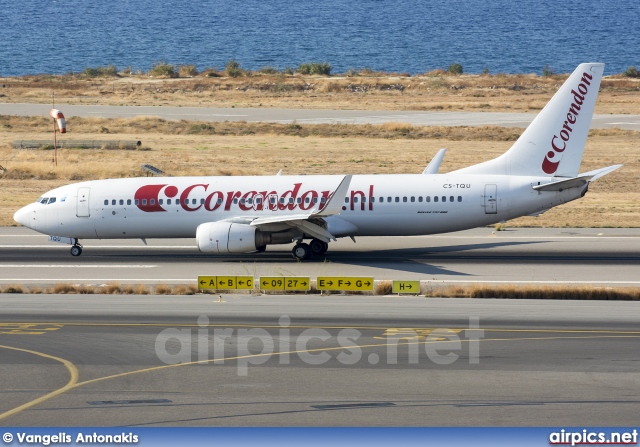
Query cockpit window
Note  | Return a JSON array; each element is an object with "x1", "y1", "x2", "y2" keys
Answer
[{"x1": 37, "y1": 197, "x2": 58, "y2": 204}]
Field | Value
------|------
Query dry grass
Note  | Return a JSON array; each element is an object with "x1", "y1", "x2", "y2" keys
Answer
[
  {"x1": 0, "y1": 283, "x2": 192, "y2": 295},
  {"x1": 1, "y1": 282, "x2": 638, "y2": 300},
  {"x1": 425, "y1": 285, "x2": 640, "y2": 300},
  {"x1": 1, "y1": 71, "x2": 639, "y2": 114},
  {"x1": 154, "y1": 284, "x2": 173, "y2": 295},
  {"x1": 374, "y1": 280, "x2": 393, "y2": 295},
  {"x1": 51, "y1": 283, "x2": 80, "y2": 294}
]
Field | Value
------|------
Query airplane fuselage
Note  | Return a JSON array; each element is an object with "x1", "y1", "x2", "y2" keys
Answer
[{"x1": 17, "y1": 173, "x2": 584, "y2": 240}]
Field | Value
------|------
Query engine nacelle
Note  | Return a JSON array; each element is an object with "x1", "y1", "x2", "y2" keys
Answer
[{"x1": 196, "y1": 222, "x2": 270, "y2": 253}]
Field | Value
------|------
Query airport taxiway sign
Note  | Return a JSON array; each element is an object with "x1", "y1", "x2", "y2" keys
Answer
[
  {"x1": 316, "y1": 277, "x2": 374, "y2": 291},
  {"x1": 259, "y1": 277, "x2": 310, "y2": 291},
  {"x1": 392, "y1": 280, "x2": 421, "y2": 294},
  {"x1": 197, "y1": 276, "x2": 254, "y2": 290}
]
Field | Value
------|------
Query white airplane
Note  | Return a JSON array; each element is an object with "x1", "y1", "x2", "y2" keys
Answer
[{"x1": 13, "y1": 63, "x2": 622, "y2": 260}]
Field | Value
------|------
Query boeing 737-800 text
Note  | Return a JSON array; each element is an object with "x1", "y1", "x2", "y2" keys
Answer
[{"x1": 13, "y1": 63, "x2": 622, "y2": 260}]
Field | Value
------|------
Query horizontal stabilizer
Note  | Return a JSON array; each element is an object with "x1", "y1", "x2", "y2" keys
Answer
[{"x1": 533, "y1": 164, "x2": 623, "y2": 191}]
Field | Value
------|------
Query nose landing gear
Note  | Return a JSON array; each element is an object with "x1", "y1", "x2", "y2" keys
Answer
[{"x1": 70, "y1": 242, "x2": 83, "y2": 257}]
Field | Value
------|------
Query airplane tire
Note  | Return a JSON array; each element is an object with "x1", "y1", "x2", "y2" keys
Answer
[
  {"x1": 70, "y1": 245, "x2": 82, "y2": 257},
  {"x1": 255, "y1": 245, "x2": 267, "y2": 253},
  {"x1": 310, "y1": 239, "x2": 328, "y2": 255},
  {"x1": 292, "y1": 243, "x2": 311, "y2": 261}
]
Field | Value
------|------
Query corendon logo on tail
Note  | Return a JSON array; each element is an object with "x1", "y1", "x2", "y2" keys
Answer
[
  {"x1": 542, "y1": 71, "x2": 593, "y2": 174},
  {"x1": 133, "y1": 183, "x2": 375, "y2": 213}
]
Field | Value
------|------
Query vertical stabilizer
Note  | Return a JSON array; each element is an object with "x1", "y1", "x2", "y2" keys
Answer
[{"x1": 451, "y1": 63, "x2": 604, "y2": 177}]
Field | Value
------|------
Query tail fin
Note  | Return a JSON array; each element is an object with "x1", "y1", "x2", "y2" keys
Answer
[{"x1": 451, "y1": 63, "x2": 604, "y2": 177}]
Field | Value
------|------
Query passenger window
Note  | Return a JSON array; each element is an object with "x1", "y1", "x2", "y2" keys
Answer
[
  {"x1": 270, "y1": 197, "x2": 276, "y2": 204},
  {"x1": 279, "y1": 198, "x2": 285, "y2": 204},
  {"x1": 112, "y1": 200, "x2": 116, "y2": 205},
  {"x1": 371, "y1": 197, "x2": 375, "y2": 203},
  {"x1": 135, "y1": 199, "x2": 139, "y2": 205},
  {"x1": 402, "y1": 197, "x2": 407, "y2": 203},
  {"x1": 387, "y1": 197, "x2": 392, "y2": 202},
  {"x1": 217, "y1": 198, "x2": 223, "y2": 205},
  {"x1": 458, "y1": 196, "x2": 462, "y2": 202},
  {"x1": 200, "y1": 198, "x2": 205, "y2": 204},
  {"x1": 395, "y1": 197, "x2": 399, "y2": 203},
  {"x1": 104, "y1": 200, "x2": 108, "y2": 206},
  {"x1": 411, "y1": 196, "x2": 415, "y2": 202},
  {"x1": 142, "y1": 199, "x2": 147, "y2": 205},
  {"x1": 248, "y1": 198, "x2": 253, "y2": 204},
  {"x1": 158, "y1": 199, "x2": 163, "y2": 205},
  {"x1": 289, "y1": 198, "x2": 294, "y2": 204},
  {"x1": 305, "y1": 197, "x2": 310, "y2": 203},
  {"x1": 296, "y1": 197, "x2": 301, "y2": 204},
  {"x1": 379, "y1": 197, "x2": 383, "y2": 203},
  {"x1": 450, "y1": 196, "x2": 454, "y2": 202},
  {"x1": 192, "y1": 199, "x2": 196, "y2": 205},
  {"x1": 119, "y1": 199, "x2": 124, "y2": 205},
  {"x1": 240, "y1": 198, "x2": 246, "y2": 204},
  {"x1": 256, "y1": 198, "x2": 262, "y2": 204},
  {"x1": 418, "y1": 197, "x2": 423, "y2": 202},
  {"x1": 234, "y1": 198, "x2": 238, "y2": 204},
  {"x1": 321, "y1": 197, "x2": 326, "y2": 203},
  {"x1": 167, "y1": 199, "x2": 171, "y2": 205},
  {"x1": 150, "y1": 199, "x2": 155, "y2": 205},
  {"x1": 345, "y1": 197, "x2": 349, "y2": 203},
  {"x1": 426, "y1": 196, "x2": 431, "y2": 202},
  {"x1": 313, "y1": 197, "x2": 318, "y2": 203},
  {"x1": 434, "y1": 196, "x2": 438, "y2": 203},
  {"x1": 442, "y1": 196, "x2": 446, "y2": 202},
  {"x1": 127, "y1": 199, "x2": 131, "y2": 205},
  {"x1": 353, "y1": 197, "x2": 358, "y2": 203}
]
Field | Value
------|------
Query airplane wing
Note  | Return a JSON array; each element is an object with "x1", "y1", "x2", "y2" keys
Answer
[
  {"x1": 533, "y1": 165, "x2": 622, "y2": 191},
  {"x1": 249, "y1": 175, "x2": 352, "y2": 242}
]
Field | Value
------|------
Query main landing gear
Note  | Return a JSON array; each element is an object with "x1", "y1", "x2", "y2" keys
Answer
[
  {"x1": 70, "y1": 242, "x2": 83, "y2": 257},
  {"x1": 292, "y1": 238, "x2": 329, "y2": 261}
]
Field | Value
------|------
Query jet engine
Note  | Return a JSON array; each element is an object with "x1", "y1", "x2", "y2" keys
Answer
[{"x1": 196, "y1": 222, "x2": 271, "y2": 253}]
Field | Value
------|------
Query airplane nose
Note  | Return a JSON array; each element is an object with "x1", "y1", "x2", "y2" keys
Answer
[{"x1": 13, "y1": 205, "x2": 36, "y2": 229}]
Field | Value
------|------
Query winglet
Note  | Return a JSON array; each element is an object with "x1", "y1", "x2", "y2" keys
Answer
[{"x1": 314, "y1": 174, "x2": 352, "y2": 217}]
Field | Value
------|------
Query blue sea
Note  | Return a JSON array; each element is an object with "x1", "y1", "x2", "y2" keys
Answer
[{"x1": 0, "y1": 0, "x2": 638, "y2": 77}]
